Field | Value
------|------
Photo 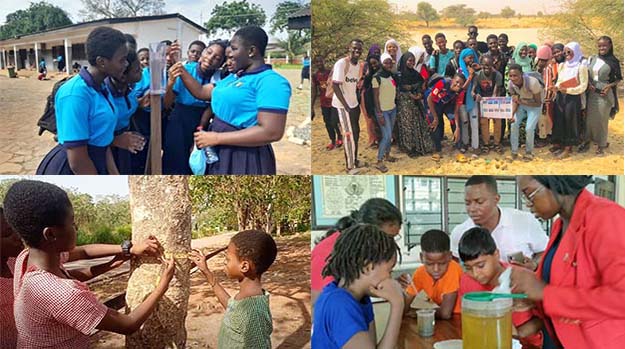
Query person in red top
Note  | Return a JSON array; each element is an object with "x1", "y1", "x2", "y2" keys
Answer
[
  {"x1": 311, "y1": 198, "x2": 402, "y2": 312},
  {"x1": 312, "y1": 56, "x2": 342, "y2": 150},
  {"x1": 459, "y1": 227, "x2": 543, "y2": 349},
  {"x1": 2, "y1": 180, "x2": 176, "y2": 349},
  {"x1": 512, "y1": 176, "x2": 625, "y2": 349},
  {"x1": 425, "y1": 73, "x2": 466, "y2": 161}
]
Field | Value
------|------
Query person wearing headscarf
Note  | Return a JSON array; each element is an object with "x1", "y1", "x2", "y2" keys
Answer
[
  {"x1": 549, "y1": 42, "x2": 588, "y2": 159},
  {"x1": 457, "y1": 48, "x2": 480, "y2": 154},
  {"x1": 369, "y1": 44, "x2": 381, "y2": 56},
  {"x1": 361, "y1": 53, "x2": 383, "y2": 149},
  {"x1": 581, "y1": 36, "x2": 622, "y2": 155},
  {"x1": 384, "y1": 39, "x2": 402, "y2": 73},
  {"x1": 536, "y1": 45, "x2": 555, "y2": 142},
  {"x1": 396, "y1": 51, "x2": 433, "y2": 158},
  {"x1": 511, "y1": 42, "x2": 533, "y2": 73},
  {"x1": 408, "y1": 46, "x2": 429, "y2": 81},
  {"x1": 528, "y1": 43, "x2": 538, "y2": 71}
]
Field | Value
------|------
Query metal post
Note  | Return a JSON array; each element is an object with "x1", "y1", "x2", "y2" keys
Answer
[
  {"x1": 64, "y1": 38, "x2": 70, "y2": 74},
  {"x1": 13, "y1": 45, "x2": 18, "y2": 68},
  {"x1": 34, "y1": 43, "x2": 39, "y2": 72}
]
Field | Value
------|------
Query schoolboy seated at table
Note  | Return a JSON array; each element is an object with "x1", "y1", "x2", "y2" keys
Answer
[
  {"x1": 399, "y1": 229, "x2": 462, "y2": 319},
  {"x1": 458, "y1": 227, "x2": 543, "y2": 349}
]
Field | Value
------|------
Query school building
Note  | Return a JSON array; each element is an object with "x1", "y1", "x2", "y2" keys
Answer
[
  {"x1": 312, "y1": 175, "x2": 625, "y2": 270},
  {"x1": 0, "y1": 13, "x2": 208, "y2": 72}
]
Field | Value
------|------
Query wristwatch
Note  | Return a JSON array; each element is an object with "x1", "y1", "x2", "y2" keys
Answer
[{"x1": 121, "y1": 240, "x2": 133, "y2": 257}]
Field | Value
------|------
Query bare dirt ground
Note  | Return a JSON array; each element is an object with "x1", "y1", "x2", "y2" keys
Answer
[
  {"x1": 311, "y1": 98, "x2": 624, "y2": 175},
  {"x1": 0, "y1": 68, "x2": 310, "y2": 175},
  {"x1": 89, "y1": 232, "x2": 311, "y2": 349}
]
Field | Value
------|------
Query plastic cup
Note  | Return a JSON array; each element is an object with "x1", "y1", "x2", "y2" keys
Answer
[{"x1": 417, "y1": 309, "x2": 436, "y2": 337}]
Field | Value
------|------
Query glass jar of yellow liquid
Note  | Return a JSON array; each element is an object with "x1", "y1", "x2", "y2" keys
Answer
[{"x1": 462, "y1": 294, "x2": 512, "y2": 349}]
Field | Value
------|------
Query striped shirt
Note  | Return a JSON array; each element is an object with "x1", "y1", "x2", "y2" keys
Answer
[
  {"x1": 217, "y1": 291, "x2": 272, "y2": 349},
  {"x1": 13, "y1": 250, "x2": 108, "y2": 349}
]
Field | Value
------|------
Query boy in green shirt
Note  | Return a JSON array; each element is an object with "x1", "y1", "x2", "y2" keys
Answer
[{"x1": 189, "y1": 230, "x2": 277, "y2": 349}]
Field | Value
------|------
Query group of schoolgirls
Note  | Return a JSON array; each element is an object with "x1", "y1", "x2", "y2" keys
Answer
[
  {"x1": 37, "y1": 25, "x2": 291, "y2": 175},
  {"x1": 314, "y1": 28, "x2": 622, "y2": 173}
]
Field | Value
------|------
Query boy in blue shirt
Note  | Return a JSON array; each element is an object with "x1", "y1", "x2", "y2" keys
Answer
[{"x1": 312, "y1": 224, "x2": 404, "y2": 349}]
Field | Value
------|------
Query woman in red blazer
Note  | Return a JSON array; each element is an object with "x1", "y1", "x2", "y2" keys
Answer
[{"x1": 512, "y1": 176, "x2": 625, "y2": 349}]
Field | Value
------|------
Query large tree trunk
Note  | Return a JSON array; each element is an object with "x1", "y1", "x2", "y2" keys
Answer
[{"x1": 126, "y1": 176, "x2": 192, "y2": 349}]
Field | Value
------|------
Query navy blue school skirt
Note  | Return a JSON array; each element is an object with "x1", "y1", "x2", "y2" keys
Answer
[
  {"x1": 162, "y1": 104, "x2": 205, "y2": 174},
  {"x1": 111, "y1": 128, "x2": 132, "y2": 175},
  {"x1": 37, "y1": 144, "x2": 109, "y2": 175},
  {"x1": 206, "y1": 117, "x2": 276, "y2": 175}
]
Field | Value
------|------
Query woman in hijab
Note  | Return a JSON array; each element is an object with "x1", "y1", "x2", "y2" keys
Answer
[
  {"x1": 457, "y1": 48, "x2": 480, "y2": 154},
  {"x1": 361, "y1": 53, "x2": 383, "y2": 148},
  {"x1": 581, "y1": 36, "x2": 622, "y2": 155},
  {"x1": 550, "y1": 42, "x2": 588, "y2": 159},
  {"x1": 408, "y1": 46, "x2": 429, "y2": 81},
  {"x1": 396, "y1": 51, "x2": 433, "y2": 158},
  {"x1": 384, "y1": 39, "x2": 402, "y2": 73},
  {"x1": 511, "y1": 42, "x2": 533, "y2": 73}
]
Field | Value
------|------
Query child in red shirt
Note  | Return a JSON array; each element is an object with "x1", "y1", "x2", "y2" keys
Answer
[
  {"x1": 2, "y1": 180, "x2": 176, "y2": 349},
  {"x1": 312, "y1": 56, "x2": 342, "y2": 150},
  {"x1": 458, "y1": 227, "x2": 543, "y2": 349}
]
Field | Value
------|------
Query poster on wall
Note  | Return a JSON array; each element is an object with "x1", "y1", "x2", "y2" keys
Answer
[{"x1": 313, "y1": 176, "x2": 396, "y2": 227}]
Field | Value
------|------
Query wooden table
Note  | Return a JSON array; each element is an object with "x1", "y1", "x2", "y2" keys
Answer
[{"x1": 397, "y1": 314, "x2": 462, "y2": 349}]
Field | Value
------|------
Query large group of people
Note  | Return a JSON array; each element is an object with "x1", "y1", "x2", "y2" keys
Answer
[
  {"x1": 36, "y1": 25, "x2": 291, "y2": 175},
  {"x1": 312, "y1": 25, "x2": 622, "y2": 173}
]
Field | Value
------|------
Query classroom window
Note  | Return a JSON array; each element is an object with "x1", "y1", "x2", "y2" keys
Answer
[
  {"x1": 72, "y1": 44, "x2": 86, "y2": 60},
  {"x1": 401, "y1": 177, "x2": 442, "y2": 251}
]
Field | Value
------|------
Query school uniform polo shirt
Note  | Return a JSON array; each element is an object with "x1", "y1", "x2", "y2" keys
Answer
[
  {"x1": 211, "y1": 65, "x2": 291, "y2": 129},
  {"x1": 312, "y1": 282, "x2": 375, "y2": 349},
  {"x1": 450, "y1": 207, "x2": 549, "y2": 262},
  {"x1": 172, "y1": 61, "x2": 212, "y2": 107},
  {"x1": 13, "y1": 250, "x2": 108, "y2": 349},
  {"x1": 105, "y1": 78, "x2": 139, "y2": 132},
  {"x1": 56, "y1": 68, "x2": 116, "y2": 148}
]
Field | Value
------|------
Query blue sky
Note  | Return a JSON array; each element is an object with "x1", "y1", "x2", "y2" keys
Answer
[
  {"x1": 0, "y1": 175, "x2": 129, "y2": 199},
  {"x1": 0, "y1": 0, "x2": 306, "y2": 38}
]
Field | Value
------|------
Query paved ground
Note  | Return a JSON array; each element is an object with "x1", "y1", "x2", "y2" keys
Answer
[{"x1": 0, "y1": 68, "x2": 310, "y2": 175}]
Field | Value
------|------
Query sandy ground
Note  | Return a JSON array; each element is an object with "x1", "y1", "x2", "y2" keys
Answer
[
  {"x1": 0, "y1": 68, "x2": 310, "y2": 175},
  {"x1": 311, "y1": 96, "x2": 624, "y2": 175},
  {"x1": 89, "y1": 232, "x2": 311, "y2": 349}
]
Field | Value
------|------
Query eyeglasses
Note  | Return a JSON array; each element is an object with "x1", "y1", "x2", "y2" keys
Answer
[{"x1": 522, "y1": 186, "x2": 544, "y2": 206}]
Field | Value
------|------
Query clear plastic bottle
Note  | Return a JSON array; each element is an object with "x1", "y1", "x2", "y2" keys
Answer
[{"x1": 197, "y1": 127, "x2": 218, "y2": 164}]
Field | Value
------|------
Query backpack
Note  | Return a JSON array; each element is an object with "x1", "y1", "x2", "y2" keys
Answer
[
  {"x1": 37, "y1": 75, "x2": 72, "y2": 136},
  {"x1": 325, "y1": 57, "x2": 365, "y2": 99}
]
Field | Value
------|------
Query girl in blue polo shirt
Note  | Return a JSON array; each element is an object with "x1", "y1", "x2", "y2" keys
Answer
[
  {"x1": 312, "y1": 224, "x2": 404, "y2": 349},
  {"x1": 106, "y1": 40, "x2": 145, "y2": 174},
  {"x1": 37, "y1": 27, "x2": 129, "y2": 175},
  {"x1": 162, "y1": 40, "x2": 226, "y2": 174},
  {"x1": 170, "y1": 26, "x2": 291, "y2": 175}
]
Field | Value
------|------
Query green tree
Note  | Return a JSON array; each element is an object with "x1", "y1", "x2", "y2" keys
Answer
[
  {"x1": 0, "y1": 2, "x2": 72, "y2": 40},
  {"x1": 205, "y1": 0, "x2": 267, "y2": 36},
  {"x1": 543, "y1": 0, "x2": 623, "y2": 64},
  {"x1": 501, "y1": 6, "x2": 516, "y2": 18},
  {"x1": 79, "y1": 0, "x2": 165, "y2": 20},
  {"x1": 277, "y1": 30, "x2": 310, "y2": 59},
  {"x1": 312, "y1": 0, "x2": 409, "y2": 63},
  {"x1": 416, "y1": 2, "x2": 439, "y2": 27},
  {"x1": 537, "y1": 11, "x2": 544, "y2": 17},
  {"x1": 270, "y1": 0, "x2": 306, "y2": 34},
  {"x1": 456, "y1": 8, "x2": 476, "y2": 27},
  {"x1": 441, "y1": 4, "x2": 472, "y2": 18},
  {"x1": 477, "y1": 11, "x2": 492, "y2": 19}
]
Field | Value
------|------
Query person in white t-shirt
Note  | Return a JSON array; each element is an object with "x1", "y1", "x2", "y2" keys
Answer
[
  {"x1": 450, "y1": 175, "x2": 548, "y2": 271},
  {"x1": 332, "y1": 39, "x2": 364, "y2": 174}
]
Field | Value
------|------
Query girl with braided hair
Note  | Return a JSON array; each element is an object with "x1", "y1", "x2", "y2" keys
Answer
[
  {"x1": 311, "y1": 198, "x2": 402, "y2": 307},
  {"x1": 312, "y1": 224, "x2": 404, "y2": 349},
  {"x1": 512, "y1": 176, "x2": 625, "y2": 349}
]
